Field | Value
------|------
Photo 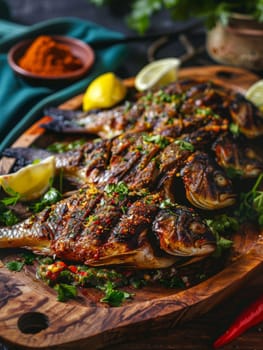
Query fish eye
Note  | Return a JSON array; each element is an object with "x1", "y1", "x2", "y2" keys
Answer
[
  {"x1": 189, "y1": 221, "x2": 206, "y2": 234},
  {"x1": 214, "y1": 173, "x2": 228, "y2": 187}
]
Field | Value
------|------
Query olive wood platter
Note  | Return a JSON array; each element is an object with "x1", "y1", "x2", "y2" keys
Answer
[{"x1": 0, "y1": 65, "x2": 263, "y2": 350}]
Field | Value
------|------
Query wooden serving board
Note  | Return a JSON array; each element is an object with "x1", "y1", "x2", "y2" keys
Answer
[{"x1": 0, "y1": 66, "x2": 263, "y2": 350}]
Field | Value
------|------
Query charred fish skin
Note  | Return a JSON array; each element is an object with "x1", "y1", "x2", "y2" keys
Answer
[
  {"x1": 229, "y1": 94, "x2": 263, "y2": 138},
  {"x1": 1, "y1": 131, "x2": 239, "y2": 211},
  {"x1": 212, "y1": 133, "x2": 263, "y2": 179},
  {"x1": 44, "y1": 105, "x2": 136, "y2": 139},
  {"x1": 0, "y1": 207, "x2": 53, "y2": 253},
  {"x1": 0, "y1": 147, "x2": 53, "y2": 173},
  {"x1": 152, "y1": 206, "x2": 216, "y2": 257},
  {"x1": 41, "y1": 80, "x2": 241, "y2": 139},
  {"x1": 0, "y1": 184, "x2": 216, "y2": 268},
  {"x1": 180, "y1": 151, "x2": 236, "y2": 210}
]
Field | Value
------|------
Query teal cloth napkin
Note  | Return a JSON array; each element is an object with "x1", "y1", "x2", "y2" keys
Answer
[{"x1": 0, "y1": 17, "x2": 127, "y2": 152}]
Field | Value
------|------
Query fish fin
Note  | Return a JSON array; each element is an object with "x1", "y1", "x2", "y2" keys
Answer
[
  {"x1": 87, "y1": 242, "x2": 177, "y2": 269},
  {"x1": 0, "y1": 222, "x2": 51, "y2": 253}
]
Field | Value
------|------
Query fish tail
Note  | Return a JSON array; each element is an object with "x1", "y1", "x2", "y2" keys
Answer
[{"x1": 0, "y1": 221, "x2": 51, "y2": 253}]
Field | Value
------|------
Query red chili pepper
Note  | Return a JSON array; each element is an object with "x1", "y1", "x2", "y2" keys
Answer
[
  {"x1": 68, "y1": 265, "x2": 78, "y2": 273},
  {"x1": 213, "y1": 293, "x2": 263, "y2": 348}
]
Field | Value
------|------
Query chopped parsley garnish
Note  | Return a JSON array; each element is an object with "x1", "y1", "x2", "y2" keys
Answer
[
  {"x1": 5, "y1": 260, "x2": 24, "y2": 272},
  {"x1": 174, "y1": 140, "x2": 195, "y2": 152},
  {"x1": 206, "y1": 214, "x2": 239, "y2": 235},
  {"x1": 22, "y1": 252, "x2": 36, "y2": 265},
  {"x1": 1, "y1": 187, "x2": 21, "y2": 206},
  {"x1": 0, "y1": 189, "x2": 20, "y2": 226},
  {"x1": 100, "y1": 282, "x2": 133, "y2": 307},
  {"x1": 225, "y1": 167, "x2": 244, "y2": 179},
  {"x1": 5, "y1": 252, "x2": 37, "y2": 272},
  {"x1": 47, "y1": 139, "x2": 86, "y2": 153},
  {"x1": 105, "y1": 181, "x2": 129, "y2": 200},
  {"x1": 159, "y1": 198, "x2": 175, "y2": 209},
  {"x1": 124, "y1": 100, "x2": 132, "y2": 112},
  {"x1": 31, "y1": 187, "x2": 62, "y2": 213},
  {"x1": 196, "y1": 107, "x2": 212, "y2": 116},
  {"x1": 142, "y1": 134, "x2": 170, "y2": 149},
  {"x1": 206, "y1": 215, "x2": 236, "y2": 257},
  {"x1": 195, "y1": 107, "x2": 220, "y2": 119},
  {"x1": 54, "y1": 283, "x2": 78, "y2": 302},
  {"x1": 229, "y1": 123, "x2": 240, "y2": 136},
  {"x1": 0, "y1": 206, "x2": 19, "y2": 226},
  {"x1": 236, "y1": 173, "x2": 263, "y2": 226}
]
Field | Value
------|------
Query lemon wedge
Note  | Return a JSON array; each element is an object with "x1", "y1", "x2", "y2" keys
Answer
[
  {"x1": 245, "y1": 79, "x2": 263, "y2": 111},
  {"x1": 134, "y1": 58, "x2": 181, "y2": 91},
  {"x1": 0, "y1": 156, "x2": 55, "y2": 201},
  {"x1": 82, "y1": 72, "x2": 127, "y2": 112}
]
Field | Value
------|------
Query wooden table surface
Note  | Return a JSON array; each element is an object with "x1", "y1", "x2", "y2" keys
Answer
[
  {"x1": 1, "y1": 267, "x2": 262, "y2": 350},
  {"x1": 108, "y1": 271, "x2": 263, "y2": 350},
  {"x1": 1, "y1": 66, "x2": 263, "y2": 350}
]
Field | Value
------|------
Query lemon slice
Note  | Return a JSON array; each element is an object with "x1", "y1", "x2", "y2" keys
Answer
[
  {"x1": 0, "y1": 156, "x2": 55, "y2": 201},
  {"x1": 82, "y1": 72, "x2": 127, "y2": 112},
  {"x1": 245, "y1": 79, "x2": 263, "y2": 111},
  {"x1": 134, "y1": 58, "x2": 181, "y2": 91}
]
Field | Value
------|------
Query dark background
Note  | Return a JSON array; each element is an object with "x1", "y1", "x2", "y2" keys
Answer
[{"x1": 4, "y1": 0, "x2": 208, "y2": 77}]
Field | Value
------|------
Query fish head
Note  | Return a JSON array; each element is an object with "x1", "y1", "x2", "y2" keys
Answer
[
  {"x1": 229, "y1": 95, "x2": 263, "y2": 138},
  {"x1": 152, "y1": 206, "x2": 216, "y2": 257},
  {"x1": 213, "y1": 133, "x2": 263, "y2": 178},
  {"x1": 181, "y1": 152, "x2": 236, "y2": 210}
]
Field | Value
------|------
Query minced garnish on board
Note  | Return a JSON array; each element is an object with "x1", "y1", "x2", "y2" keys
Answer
[
  {"x1": 3, "y1": 247, "x2": 228, "y2": 306},
  {"x1": 35, "y1": 259, "x2": 189, "y2": 305}
]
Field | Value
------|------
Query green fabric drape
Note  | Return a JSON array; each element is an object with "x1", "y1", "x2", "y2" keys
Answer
[{"x1": 0, "y1": 17, "x2": 127, "y2": 151}]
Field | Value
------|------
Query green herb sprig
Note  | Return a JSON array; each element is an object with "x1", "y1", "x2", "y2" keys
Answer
[
  {"x1": 89, "y1": 0, "x2": 263, "y2": 34},
  {"x1": 5, "y1": 252, "x2": 37, "y2": 272},
  {"x1": 0, "y1": 188, "x2": 20, "y2": 226},
  {"x1": 142, "y1": 134, "x2": 170, "y2": 149},
  {"x1": 206, "y1": 214, "x2": 236, "y2": 257},
  {"x1": 100, "y1": 281, "x2": 133, "y2": 307},
  {"x1": 237, "y1": 173, "x2": 263, "y2": 226},
  {"x1": 30, "y1": 187, "x2": 62, "y2": 213},
  {"x1": 105, "y1": 181, "x2": 129, "y2": 200},
  {"x1": 174, "y1": 140, "x2": 195, "y2": 152}
]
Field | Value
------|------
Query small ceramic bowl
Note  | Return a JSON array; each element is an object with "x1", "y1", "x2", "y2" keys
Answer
[{"x1": 8, "y1": 35, "x2": 95, "y2": 85}]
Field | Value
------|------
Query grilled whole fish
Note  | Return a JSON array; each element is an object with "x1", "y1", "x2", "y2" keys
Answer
[
  {"x1": 212, "y1": 133, "x2": 263, "y2": 178},
  {"x1": 180, "y1": 151, "x2": 236, "y2": 210},
  {"x1": 1, "y1": 79, "x2": 263, "y2": 270},
  {"x1": 2, "y1": 130, "x2": 238, "y2": 210},
  {"x1": 42, "y1": 80, "x2": 263, "y2": 139},
  {"x1": 0, "y1": 187, "x2": 216, "y2": 268}
]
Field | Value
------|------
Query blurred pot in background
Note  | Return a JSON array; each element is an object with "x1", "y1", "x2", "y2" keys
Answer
[
  {"x1": 89, "y1": 0, "x2": 263, "y2": 70},
  {"x1": 207, "y1": 13, "x2": 263, "y2": 71}
]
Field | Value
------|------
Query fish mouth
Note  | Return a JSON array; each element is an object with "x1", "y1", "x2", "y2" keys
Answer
[
  {"x1": 218, "y1": 193, "x2": 236, "y2": 207},
  {"x1": 196, "y1": 242, "x2": 216, "y2": 255},
  {"x1": 167, "y1": 242, "x2": 216, "y2": 257},
  {"x1": 188, "y1": 191, "x2": 236, "y2": 210}
]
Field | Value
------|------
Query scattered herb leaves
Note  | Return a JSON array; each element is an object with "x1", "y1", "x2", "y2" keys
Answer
[
  {"x1": 100, "y1": 281, "x2": 133, "y2": 307},
  {"x1": 174, "y1": 140, "x2": 195, "y2": 152},
  {"x1": 31, "y1": 187, "x2": 62, "y2": 213},
  {"x1": 54, "y1": 283, "x2": 78, "y2": 302},
  {"x1": 5, "y1": 260, "x2": 24, "y2": 272},
  {"x1": 105, "y1": 181, "x2": 129, "y2": 200},
  {"x1": 143, "y1": 134, "x2": 170, "y2": 149}
]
